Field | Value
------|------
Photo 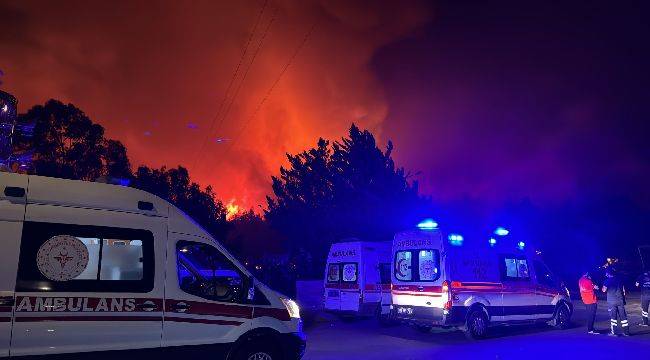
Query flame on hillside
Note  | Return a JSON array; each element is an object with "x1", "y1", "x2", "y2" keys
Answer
[{"x1": 225, "y1": 199, "x2": 241, "y2": 221}]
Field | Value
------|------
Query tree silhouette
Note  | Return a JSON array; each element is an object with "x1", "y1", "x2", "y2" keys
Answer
[
  {"x1": 266, "y1": 124, "x2": 431, "y2": 276},
  {"x1": 15, "y1": 100, "x2": 130, "y2": 180},
  {"x1": 132, "y1": 165, "x2": 229, "y2": 240},
  {"x1": 15, "y1": 100, "x2": 228, "y2": 242}
]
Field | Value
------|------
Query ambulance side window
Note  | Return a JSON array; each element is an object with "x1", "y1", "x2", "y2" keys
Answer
[
  {"x1": 176, "y1": 241, "x2": 245, "y2": 303},
  {"x1": 533, "y1": 260, "x2": 557, "y2": 288},
  {"x1": 501, "y1": 255, "x2": 530, "y2": 281},
  {"x1": 16, "y1": 221, "x2": 154, "y2": 293}
]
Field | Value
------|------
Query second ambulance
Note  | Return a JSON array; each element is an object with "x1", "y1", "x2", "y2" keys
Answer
[{"x1": 390, "y1": 219, "x2": 572, "y2": 339}]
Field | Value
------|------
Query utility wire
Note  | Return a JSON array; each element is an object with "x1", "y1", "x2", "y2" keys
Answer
[
  {"x1": 191, "y1": 0, "x2": 269, "y2": 170},
  {"x1": 210, "y1": 5, "x2": 279, "y2": 151},
  {"x1": 206, "y1": 22, "x2": 317, "y2": 180}
]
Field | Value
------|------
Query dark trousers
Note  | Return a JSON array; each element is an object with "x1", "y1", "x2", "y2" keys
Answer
[
  {"x1": 609, "y1": 304, "x2": 629, "y2": 334},
  {"x1": 585, "y1": 303, "x2": 597, "y2": 332},
  {"x1": 642, "y1": 295, "x2": 649, "y2": 324}
]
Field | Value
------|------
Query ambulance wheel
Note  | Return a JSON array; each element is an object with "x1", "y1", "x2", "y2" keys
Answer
[
  {"x1": 464, "y1": 309, "x2": 489, "y2": 340},
  {"x1": 233, "y1": 340, "x2": 281, "y2": 360},
  {"x1": 553, "y1": 302, "x2": 571, "y2": 330},
  {"x1": 415, "y1": 324, "x2": 432, "y2": 333}
]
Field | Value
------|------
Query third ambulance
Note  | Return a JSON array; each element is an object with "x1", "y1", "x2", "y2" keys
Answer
[
  {"x1": 390, "y1": 220, "x2": 572, "y2": 339},
  {"x1": 324, "y1": 240, "x2": 391, "y2": 320}
]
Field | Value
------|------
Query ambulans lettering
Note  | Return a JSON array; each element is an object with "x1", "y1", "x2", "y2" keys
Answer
[
  {"x1": 395, "y1": 238, "x2": 433, "y2": 248},
  {"x1": 331, "y1": 249, "x2": 356, "y2": 257},
  {"x1": 16, "y1": 297, "x2": 139, "y2": 312}
]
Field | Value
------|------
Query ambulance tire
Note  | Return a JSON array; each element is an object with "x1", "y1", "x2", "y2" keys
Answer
[
  {"x1": 553, "y1": 302, "x2": 571, "y2": 330},
  {"x1": 231, "y1": 333, "x2": 282, "y2": 360},
  {"x1": 464, "y1": 308, "x2": 489, "y2": 340},
  {"x1": 415, "y1": 324, "x2": 432, "y2": 333}
]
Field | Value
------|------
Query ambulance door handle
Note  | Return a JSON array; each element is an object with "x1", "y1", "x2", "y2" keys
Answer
[
  {"x1": 137, "y1": 300, "x2": 157, "y2": 312},
  {"x1": 171, "y1": 302, "x2": 190, "y2": 313}
]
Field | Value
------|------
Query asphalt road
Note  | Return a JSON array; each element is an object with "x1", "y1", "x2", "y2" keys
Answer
[{"x1": 302, "y1": 297, "x2": 650, "y2": 359}]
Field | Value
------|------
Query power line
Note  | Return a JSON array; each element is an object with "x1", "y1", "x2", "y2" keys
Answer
[
  {"x1": 206, "y1": 22, "x2": 317, "y2": 180},
  {"x1": 209, "y1": 5, "x2": 279, "y2": 152},
  {"x1": 191, "y1": 0, "x2": 269, "y2": 170}
]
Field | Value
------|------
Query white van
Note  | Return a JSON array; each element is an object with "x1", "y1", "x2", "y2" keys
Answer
[
  {"x1": 0, "y1": 172, "x2": 305, "y2": 359},
  {"x1": 390, "y1": 221, "x2": 572, "y2": 339},
  {"x1": 323, "y1": 240, "x2": 391, "y2": 320}
]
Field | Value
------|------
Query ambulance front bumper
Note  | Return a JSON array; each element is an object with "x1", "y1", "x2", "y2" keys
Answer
[{"x1": 391, "y1": 305, "x2": 466, "y2": 327}]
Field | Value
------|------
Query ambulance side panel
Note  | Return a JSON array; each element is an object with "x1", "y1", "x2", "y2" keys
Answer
[
  {"x1": 11, "y1": 177, "x2": 167, "y2": 356},
  {"x1": 0, "y1": 173, "x2": 28, "y2": 357},
  {"x1": 446, "y1": 247, "x2": 504, "y2": 321}
]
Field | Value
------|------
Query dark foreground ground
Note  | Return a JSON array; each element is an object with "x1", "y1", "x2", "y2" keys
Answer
[{"x1": 303, "y1": 296, "x2": 650, "y2": 359}]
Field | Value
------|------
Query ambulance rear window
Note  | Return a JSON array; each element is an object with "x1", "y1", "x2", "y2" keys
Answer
[
  {"x1": 394, "y1": 249, "x2": 440, "y2": 282},
  {"x1": 327, "y1": 264, "x2": 340, "y2": 283},
  {"x1": 342, "y1": 263, "x2": 358, "y2": 283}
]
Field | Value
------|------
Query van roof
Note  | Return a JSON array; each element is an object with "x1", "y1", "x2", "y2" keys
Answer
[{"x1": 2, "y1": 173, "x2": 214, "y2": 240}]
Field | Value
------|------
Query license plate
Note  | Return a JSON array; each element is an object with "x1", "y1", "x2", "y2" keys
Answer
[
  {"x1": 328, "y1": 290, "x2": 339, "y2": 297},
  {"x1": 397, "y1": 306, "x2": 413, "y2": 315}
]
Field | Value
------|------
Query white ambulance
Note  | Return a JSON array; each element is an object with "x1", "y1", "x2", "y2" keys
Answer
[
  {"x1": 390, "y1": 220, "x2": 572, "y2": 339},
  {"x1": 0, "y1": 172, "x2": 305, "y2": 359},
  {"x1": 323, "y1": 240, "x2": 391, "y2": 320}
]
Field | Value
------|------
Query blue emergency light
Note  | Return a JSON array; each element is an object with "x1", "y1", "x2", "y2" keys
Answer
[
  {"x1": 489, "y1": 237, "x2": 497, "y2": 246},
  {"x1": 517, "y1": 241, "x2": 525, "y2": 250},
  {"x1": 417, "y1": 219, "x2": 438, "y2": 230},
  {"x1": 448, "y1": 234, "x2": 464, "y2": 246},
  {"x1": 494, "y1": 227, "x2": 509, "y2": 236}
]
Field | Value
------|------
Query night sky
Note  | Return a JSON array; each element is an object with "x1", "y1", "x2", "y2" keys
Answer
[{"x1": 1, "y1": 1, "x2": 649, "y2": 272}]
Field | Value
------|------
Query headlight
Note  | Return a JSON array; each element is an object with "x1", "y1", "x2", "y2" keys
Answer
[{"x1": 281, "y1": 298, "x2": 301, "y2": 319}]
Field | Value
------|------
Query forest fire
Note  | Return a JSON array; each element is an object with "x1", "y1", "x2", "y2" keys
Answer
[{"x1": 225, "y1": 199, "x2": 241, "y2": 221}]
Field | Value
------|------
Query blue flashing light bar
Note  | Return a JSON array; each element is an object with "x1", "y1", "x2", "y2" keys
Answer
[
  {"x1": 489, "y1": 237, "x2": 497, "y2": 246},
  {"x1": 448, "y1": 233, "x2": 464, "y2": 246},
  {"x1": 417, "y1": 219, "x2": 439, "y2": 230},
  {"x1": 494, "y1": 227, "x2": 509, "y2": 236},
  {"x1": 517, "y1": 241, "x2": 525, "y2": 250}
]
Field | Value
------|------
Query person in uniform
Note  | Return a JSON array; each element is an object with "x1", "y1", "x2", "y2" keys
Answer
[
  {"x1": 602, "y1": 269, "x2": 630, "y2": 336},
  {"x1": 579, "y1": 272, "x2": 600, "y2": 334},
  {"x1": 635, "y1": 270, "x2": 650, "y2": 326}
]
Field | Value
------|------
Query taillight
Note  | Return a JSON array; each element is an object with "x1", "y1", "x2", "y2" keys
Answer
[{"x1": 442, "y1": 280, "x2": 452, "y2": 310}]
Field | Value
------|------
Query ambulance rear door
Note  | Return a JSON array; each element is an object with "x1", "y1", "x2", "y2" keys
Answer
[{"x1": 0, "y1": 173, "x2": 28, "y2": 357}]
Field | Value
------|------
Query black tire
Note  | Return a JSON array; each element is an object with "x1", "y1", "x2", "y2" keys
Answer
[
  {"x1": 553, "y1": 302, "x2": 571, "y2": 330},
  {"x1": 464, "y1": 308, "x2": 489, "y2": 340},
  {"x1": 232, "y1": 340, "x2": 282, "y2": 360},
  {"x1": 415, "y1": 324, "x2": 432, "y2": 333}
]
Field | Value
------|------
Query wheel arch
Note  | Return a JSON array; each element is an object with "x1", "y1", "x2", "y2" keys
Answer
[{"x1": 227, "y1": 327, "x2": 283, "y2": 360}]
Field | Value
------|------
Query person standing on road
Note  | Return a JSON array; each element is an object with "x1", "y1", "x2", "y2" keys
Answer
[
  {"x1": 602, "y1": 269, "x2": 630, "y2": 336},
  {"x1": 635, "y1": 270, "x2": 650, "y2": 326},
  {"x1": 579, "y1": 272, "x2": 600, "y2": 334}
]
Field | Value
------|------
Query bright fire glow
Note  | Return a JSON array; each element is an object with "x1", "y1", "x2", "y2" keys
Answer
[{"x1": 225, "y1": 199, "x2": 240, "y2": 220}]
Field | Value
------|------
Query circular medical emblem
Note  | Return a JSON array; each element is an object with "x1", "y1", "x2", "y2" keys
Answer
[{"x1": 36, "y1": 235, "x2": 90, "y2": 281}]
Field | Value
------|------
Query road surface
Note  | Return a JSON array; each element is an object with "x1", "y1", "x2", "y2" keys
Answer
[{"x1": 302, "y1": 298, "x2": 650, "y2": 359}]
